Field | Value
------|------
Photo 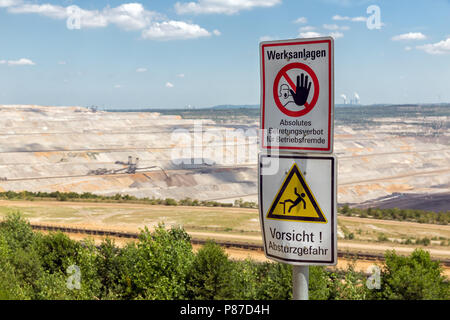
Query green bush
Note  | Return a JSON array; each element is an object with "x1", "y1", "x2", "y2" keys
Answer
[
  {"x1": 402, "y1": 238, "x2": 413, "y2": 245},
  {"x1": 0, "y1": 232, "x2": 34, "y2": 299},
  {"x1": 309, "y1": 266, "x2": 332, "y2": 300},
  {"x1": 329, "y1": 267, "x2": 369, "y2": 300},
  {"x1": 340, "y1": 204, "x2": 350, "y2": 215},
  {"x1": 0, "y1": 213, "x2": 448, "y2": 300},
  {"x1": 35, "y1": 232, "x2": 81, "y2": 274},
  {"x1": 179, "y1": 198, "x2": 193, "y2": 206},
  {"x1": 95, "y1": 238, "x2": 125, "y2": 299},
  {"x1": 369, "y1": 249, "x2": 449, "y2": 300},
  {"x1": 256, "y1": 262, "x2": 292, "y2": 300},
  {"x1": 164, "y1": 198, "x2": 178, "y2": 206},
  {"x1": 185, "y1": 241, "x2": 231, "y2": 299},
  {"x1": 377, "y1": 233, "x2": 389, "y2": 242},
  {"x1": 416, "y1": 237, "x2": 431, "y2": 246},
  {"x1": 224, "y1": 259, "x2": 260, "y2": 299},
  {"x1": 0, "y1": 211, "x2": 35, "y2": 251},
  {"x1": 123, "y1": 224, "x2": 194, "y2": 299},
  {"x1": 345, "y1": 232, "x2": 355, "y2": 240}
]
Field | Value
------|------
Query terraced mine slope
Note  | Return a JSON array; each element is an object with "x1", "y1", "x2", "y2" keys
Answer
[{"x1": 0, "y1": 104, "x2": 449, "y2": 210}]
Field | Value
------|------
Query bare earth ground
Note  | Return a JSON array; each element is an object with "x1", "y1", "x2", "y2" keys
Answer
[
  {"x1": 354, "y1": 192, "x2": 450, "y2": 213},
  {"x1": 1, "y1": 105, "x2": 449, "y2": 211}
]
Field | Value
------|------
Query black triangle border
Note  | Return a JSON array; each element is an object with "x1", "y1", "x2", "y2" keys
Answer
[{"x1": 266, "y1": 163, "x2": 327, "y2": 222}]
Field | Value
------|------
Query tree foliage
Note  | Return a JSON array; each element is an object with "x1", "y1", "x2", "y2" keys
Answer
[
  {"x1": 185, "y1": 241, "x2": 231, "y2": 299},
  {"x1": 369, "y1": 249, "x2": 449, "y2": 300},
  {"x1": 0, "y1": 213, "x2": 448, "y2": 300}
]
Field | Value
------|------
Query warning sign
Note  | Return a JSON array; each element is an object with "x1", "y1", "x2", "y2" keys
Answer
[
  {"x1": 260, "y1": 37, "x2": 334, "y2": 153},
  {"x1": 259, "y1": 153, "x2": 337, "y2": 265},
  {"x1": 273, "y1": 63, "x2": 319, "y2": 118},
  {"x1": 267, "y1": 163, "x2": 327, "y2": 223}
]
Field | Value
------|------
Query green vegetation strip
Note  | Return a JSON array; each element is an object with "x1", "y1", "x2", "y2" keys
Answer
[
  {"x1": 339, "y1": 204, "x2": 449, "y2": 225},
  {"x1": 0, "y1": 191, "x2": 257, "y2": 208},
  {"x1": 0, "y1": 212, "x2": 448, "y2": 300}
]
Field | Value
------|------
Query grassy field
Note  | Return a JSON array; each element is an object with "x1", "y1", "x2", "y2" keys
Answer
[
  {"x1": 337, "y1": 216, "x2": 450, "y2": 246},
  {"x1": 0, "y1": 200, "x2": 260, "y2": 235},
  {"x1": 0, "y1": 199, "x2": 449, "y2": 258}
]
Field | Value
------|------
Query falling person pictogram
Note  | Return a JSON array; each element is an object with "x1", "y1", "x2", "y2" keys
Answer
[
  {"x1": 266, "y1": 163, "x2": 327, "y2": 223},
  {"x1": 279, "y1": 188, "x2": 306, "y2": 214}
]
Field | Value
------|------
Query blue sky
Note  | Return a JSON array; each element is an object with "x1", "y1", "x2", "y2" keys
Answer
[{"x1": 0, "y1": 0, "x2": 449, "y2": 108}]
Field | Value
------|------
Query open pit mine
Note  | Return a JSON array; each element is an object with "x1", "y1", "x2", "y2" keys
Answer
[{"x1": 0, "y1": 105, "x2": 449, "y2": 211}]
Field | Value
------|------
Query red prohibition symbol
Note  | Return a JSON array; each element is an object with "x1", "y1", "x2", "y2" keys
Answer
[{"x1": 273, "y1": 62, "x2": 320, "y2": 117}]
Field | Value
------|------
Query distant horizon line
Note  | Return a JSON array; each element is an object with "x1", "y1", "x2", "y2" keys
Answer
[
  {"x1": 104, "y1": 102, "x2": 450, "y2": 111},
  {"x1": 1, "y1": 103, "x2": 449, "y2": 111}
]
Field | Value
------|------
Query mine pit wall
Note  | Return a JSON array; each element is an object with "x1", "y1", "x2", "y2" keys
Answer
[
  {"x1": 0, "y1": 105, "x2": 258, "y2": 201},
  {"x1": 0, "y1": 105, "x2": 449, "y2": 206}
]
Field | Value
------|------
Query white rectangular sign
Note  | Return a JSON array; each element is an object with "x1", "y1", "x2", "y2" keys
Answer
[
  {"x1": 260, "y1": 37, "x2": 334, "y2": 153},
  {"x1": 259, "y1": 153, "x2": 337, "y2": 265}
]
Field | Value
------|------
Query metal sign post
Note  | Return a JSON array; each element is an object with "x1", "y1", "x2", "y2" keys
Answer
[
  {"x1": 292, "y1": 266, "x2": 309, "y2": 300},
  {"x1": 259, "y1": 37, "x2": 336, "y2": 301},
  {"x1": 293, "y1": 160, "x2": 309, "y2": 301}
]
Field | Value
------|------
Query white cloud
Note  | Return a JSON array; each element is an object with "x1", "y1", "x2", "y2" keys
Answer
[
  {"x1": 212, "y1": 29, "x2": 221, "y2": 36},
  {"x1": 165, "y1": 82, "x2": 174, "y2": 88},
  {"x1": 8, "y1": 3, "x2": 68, "y2": 19},
  {"x1": 329, "y1": 31, "x2": 344, "y2": 39},
  {"x1": 299, "y1": 26, "x2": 315, "y2": 32},
  {"x1": 174, "y1": 0, "x2": 281, "y2": 15},
  {"x1": 0, "y1": 0, "x2": 21, "y2": 7},
  {"x1": 103, "y1": 3, "x2": 155, "y2": 30},
  {"x1": 114, "y1": 84, "x2": 122, "y2": 88},
  {"x1": 177, "y1": 73, "x2": 185, "y2": 78},
  {"x1": 10, "y1": 4, "x2": 60, "y2": 20},
  {"x1": 141, "y1": 20, "x2": 211, "y2": 40},
  {"x1": 8, "y1": 3, "x2": 156, "y2": 29},
  {"x1": 416, "y1": 37, "x2": 450, "y2": 55},
  {"x1": 293, "y1": 17, "x2": 307, "y2": 24},
  {"x1": 7, "y1": 2, "x2": 213, "y2": 41},
  {"x1": 0, "y1": 58, "x2": 35, "y2": 66},
  {"x1": 404, "y1": 46, "x2": 412, "y2": 51},
  {"x1": 260, "y1": 35, "x2": 275, "y2": 41},
  {"x1": 351, "y1": 16, "x2": 366, "y2": 22},
  {"x1": 299, "y1": 31, "x2": 322, "y2": 38},
  {"x1": 332, "y1": 14, "x2": 366, "y2": 22},
  {"x1": 332, "y1": 14, "x2": 349, "y2": 21},
  {"x1": 391, "y1": 32, "x2": 426, "y2": 41},
  {"x1": 58, "y1": 61, "x2": 66, "y2": 65},
  {"x1": 298, "y1": 31, "x2": 343, "y2": 40},
  {"x1": 136, "y1": 67, "x2": 147, "y2": 72},
  {"x1": 323, "y1": 24, "x2": 339, "y2": 30},
  {"x1": 323, "y1": 24, "x2": 349, "y2": 31}
]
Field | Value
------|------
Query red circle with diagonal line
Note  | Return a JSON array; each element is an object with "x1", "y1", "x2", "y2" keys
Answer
[{"x1": 273, "y1": 62, "x2": 319, "y2": 117}]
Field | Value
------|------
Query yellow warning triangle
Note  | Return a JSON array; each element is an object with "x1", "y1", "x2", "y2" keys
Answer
[{"x1": 267, "y1": 163, "x2": 327, "y2": 223}]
